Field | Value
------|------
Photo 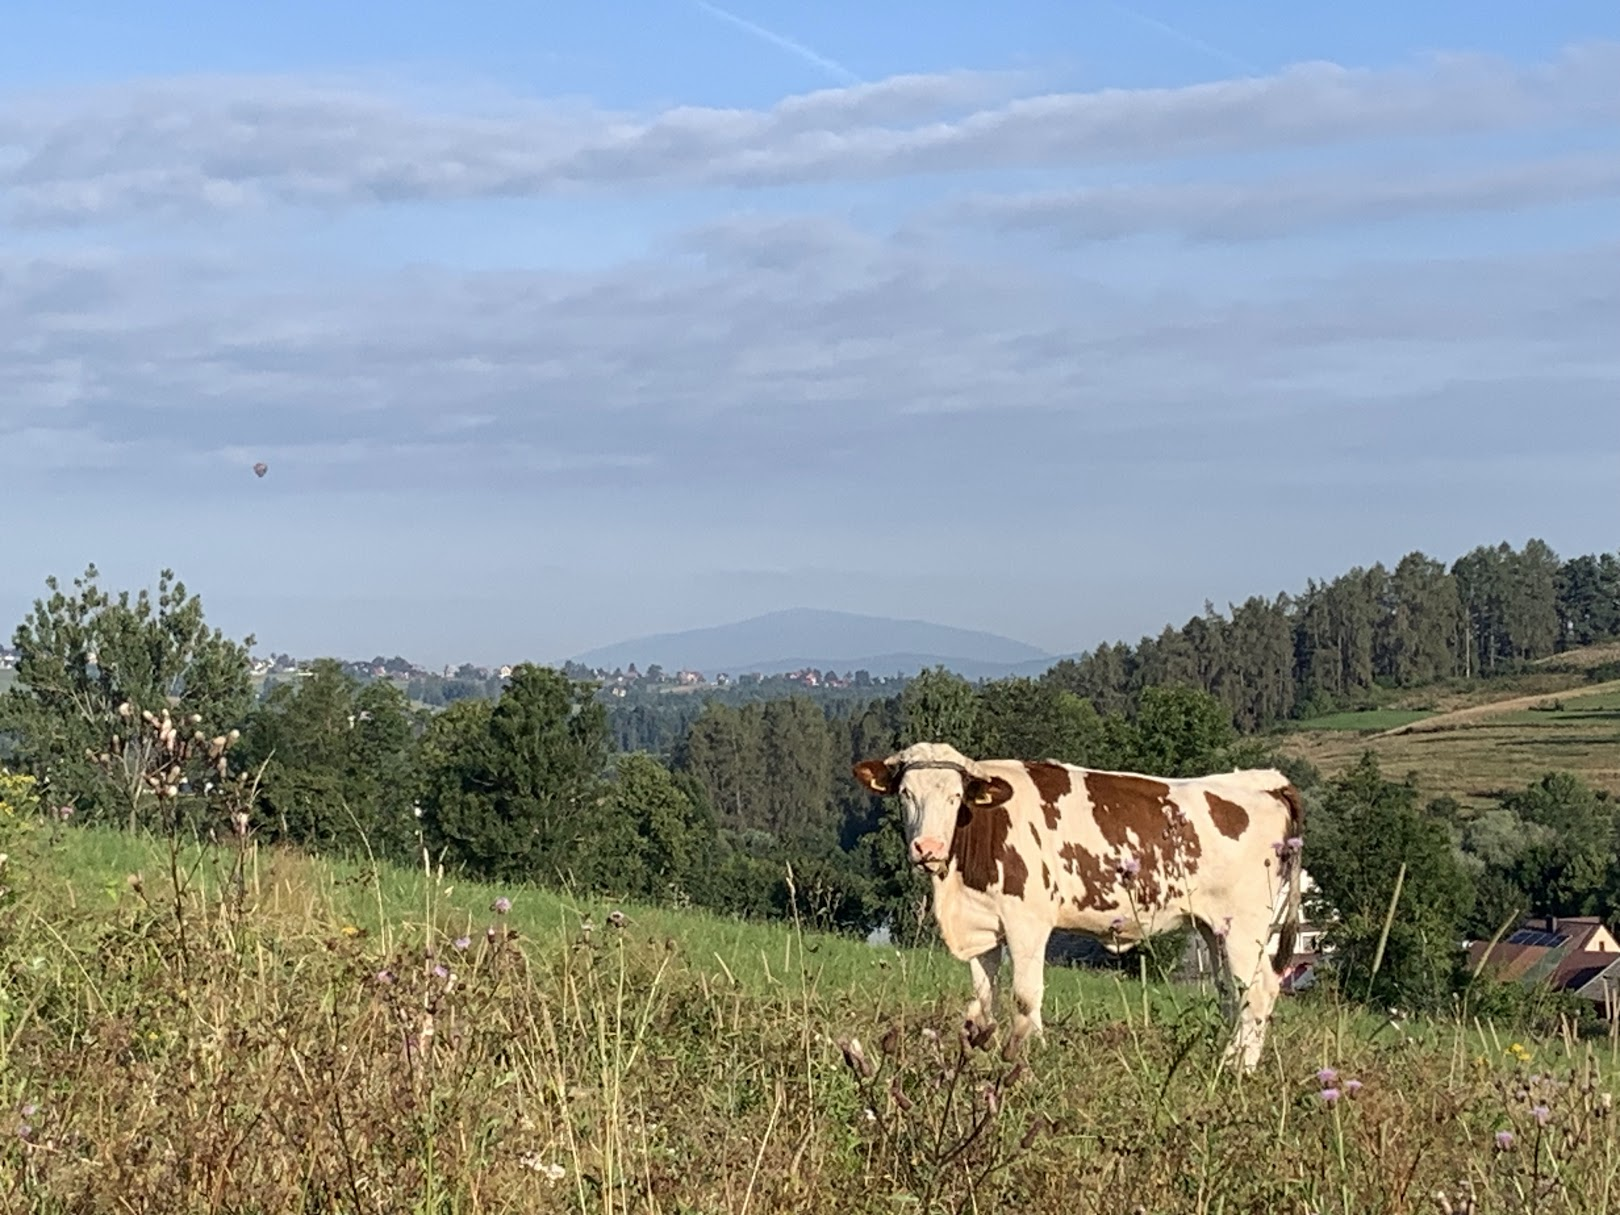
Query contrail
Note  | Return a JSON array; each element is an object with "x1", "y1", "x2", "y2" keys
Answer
[
  {"x1": 1102, "y1": 0, "x2": 1260, "y2": 76},
  {"x1": 691, "y1": 0, "x2": 862, "y2": 85}
]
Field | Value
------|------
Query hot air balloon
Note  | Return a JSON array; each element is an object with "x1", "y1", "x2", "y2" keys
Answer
[{"x1": 253, "y1": 462, "x2": 268, "y2": 478}]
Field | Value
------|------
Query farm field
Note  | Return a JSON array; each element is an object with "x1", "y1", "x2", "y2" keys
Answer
[
  {"x1": 3, "y1": 823, "x2": 1616, "y2": 1212},
  {"x1": 1279, "y1": 677, "x2": 1620, "y2": 811}
]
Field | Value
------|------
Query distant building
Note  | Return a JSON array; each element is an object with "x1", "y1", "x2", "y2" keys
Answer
[{"x1": 1467, "y1": 915, "x2": 1620, "y2": 1015}]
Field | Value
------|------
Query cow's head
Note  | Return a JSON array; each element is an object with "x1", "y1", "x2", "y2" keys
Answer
[{"x1": 853, "y1": 742, "x2": 1014, "y2": 872}]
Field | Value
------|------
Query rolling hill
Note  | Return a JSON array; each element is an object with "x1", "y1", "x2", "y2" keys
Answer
[{"x1": 568, "y1": 607, "x2": 1063, "y2": 680}]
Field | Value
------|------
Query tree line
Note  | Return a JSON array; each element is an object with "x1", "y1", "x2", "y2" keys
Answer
[
  {"x1": 5, "y1": 554, "x2": 1620, "y2": 1022},
  {"x1": 1043, "y1": 539, "x2": 1620, "y2": 731}
]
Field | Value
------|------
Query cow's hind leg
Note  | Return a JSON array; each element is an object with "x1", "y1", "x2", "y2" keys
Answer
[
  {"x1": 963, "y1": 946, "x2": 1001, "y2": 1047},
  {"x1": 1216, "y1": 915, "x2": 1282, "y2": 1073},
  {"x1": 1001, "y1": 918, "x2": 1053, "y2": 1062}
]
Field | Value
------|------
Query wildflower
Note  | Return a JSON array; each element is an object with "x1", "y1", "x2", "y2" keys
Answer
[
  {"x1": 1316, "y1": 1067, "x2": 1338, "y2": 1086},
  {"x1": 1507, "y1": 1041, "x2": 1532, "y2": 1062},
  {"x1": 1319, "y1": 1087, "x2": 1341, "y2": 1105},
  {"x1": 1215, "y1": 916, "x2": 1231, "y2": 939},
  {"x1": 19, "y1": 1103, "x2": 37, "y2": 1119},
  {"x1": 1109, "y1": 916, "x2": 1126, "y2": 933},
  {"x1": 491, "y1": 896, "x2": 512, "y2": 915},
  {"x1": 375, "y1": 969, "x2": 395, "y2": 985},
  {"x1": 1118, "y1": 855, "x2": 1140, "y2": 880},
  {"x1": 15, "y1": 1124, "x2": 30, "y2": 1140},
  {"x1": 453, "y1": 935, "x2": 471, "y2": 951},
  {"x1": 340, "y1": 924, "x2": 361, "y2": 938},
  {"x1": 432, "y1": 965, "x2": 448, "y2": 979},
  {"x1": 607, "y1": 909, "x2": 627, "y2": 929},
  {"x1": 1531, "y1": 1104, "x2": 1550, "y2": 1127},
  {"x1": 1345, "y1": 1079, "x2": 1363, "y2": 1097},
  {"x1": 1494, "y1": 1130, "x2": 1515, "y2": 1151}
]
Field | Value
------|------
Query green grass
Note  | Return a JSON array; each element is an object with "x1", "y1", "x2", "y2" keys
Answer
[
  {"x1": 1290, "y1": 708, "x2": 1435, "y2": 732},
  {"x1": 6, "y1": 817, "x2": 1620, "y2": 1212}
]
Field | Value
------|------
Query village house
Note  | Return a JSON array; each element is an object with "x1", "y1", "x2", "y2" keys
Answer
[{"x1": 1467, "y1": 915, "x2": 1620, "y2": 1016}]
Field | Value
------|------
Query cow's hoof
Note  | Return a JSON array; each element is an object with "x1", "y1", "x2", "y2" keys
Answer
[{"x1": 963, "y1": 1018, "x2": 996, "y2": 1051}]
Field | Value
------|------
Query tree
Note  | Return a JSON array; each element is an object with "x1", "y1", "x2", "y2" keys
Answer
[
  {"x1": 0, "y1": 566, "x2": 255, "y2": 829},
  {"x1": 975, "y1": 677, "x2": 1108, "y2": 766},
  {"x1": 898, "y1": 666, "x2": 979, "y2": 751},
  {"x1": 1306, "y1": 753, "x2": 1474, "y2": 1011},
  {"x1": 1500, "y1": 772, "x2": 1614, "y2": 918},
  {"x1": 1124, "y1": 685, "x2": 1242, "y2": 777},
  {"x1": 418, "y1": 665, "x2": 609, "y2": 883},
  {"x1": 239, "y1": 659, "x2": 421, "y2": 862},
  {"x1": 595, "y1": 753, "x2": 715, "y2": 902}
]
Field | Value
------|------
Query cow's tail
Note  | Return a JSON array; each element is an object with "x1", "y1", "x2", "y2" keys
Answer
[{"x1": 1271, "y1": 782, "x2": 1305, "y2": 974}]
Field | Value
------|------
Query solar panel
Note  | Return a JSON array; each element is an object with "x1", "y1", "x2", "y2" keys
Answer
[{"x1": 1504, "y1": 930, "x2": 1570, "y2": 948}]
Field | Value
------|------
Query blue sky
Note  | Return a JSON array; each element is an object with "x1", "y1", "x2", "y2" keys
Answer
[{"x1": 3, "y1": 2, "x2": 1619, "y2": 667}]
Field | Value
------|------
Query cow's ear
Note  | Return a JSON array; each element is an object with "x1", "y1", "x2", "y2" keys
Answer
[
  {"x1": 853, "y1": 759, "x2": 899, "y2": 796},
  {"x1": 965, "y1": 775, "x2": 1014, "y2": 808}
]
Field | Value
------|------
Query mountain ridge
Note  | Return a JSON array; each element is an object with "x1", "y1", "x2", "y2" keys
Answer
[{"x1": 568, "y1": 608, "x2": 1061, "y2": 680}]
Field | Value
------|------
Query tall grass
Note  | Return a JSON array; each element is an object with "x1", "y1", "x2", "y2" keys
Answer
[{"x1": 4, "y1": 820, "x2": 1619, "y2": 1212}]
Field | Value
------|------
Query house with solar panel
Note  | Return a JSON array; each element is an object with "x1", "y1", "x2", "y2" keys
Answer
[{"x1": 1466, "y1": 916, "x2": 1620, "y2": 1018}]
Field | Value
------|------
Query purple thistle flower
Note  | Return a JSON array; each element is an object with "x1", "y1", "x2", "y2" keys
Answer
[
  {"x1": 16, "y1": 1124, "x2": 31, "y2": 1140},
  {"x1": 1316, "y1": 1067, "x2": 1338, "y2": 1086},
  {"x1": 1319, "y1": 1088, "x2": 1341, "y2": 1105},
  {"x1": 453, "y1": 935, "x2": 471, "y2": 951},
  {"x1": 1118, "y1": 856, "x2": 1140, "y2": 879},
  {"x1": 1109, "y1": 916, "x2": 1125, "y2": 933},
  {"x1": 492, "y1": 896, "x2": 512, "y2": 915},
  {"x1": 432, "y1": 964, "x2": 448, "y2": 979},
  {"x1": 1344, "y1": 1079, "x2": 1363, "y2": 1097},
  {"x1": 375, "y1": 968, "x2": 394, "y2": 985},
  {"x1": 19, "y1": 1103, "x2": 37, "y2": 1119},
  {"x1": 1285, "y1": 836, "x2": 1302, "y2": 852},
  {"x1": 1532, "y1": 1104, "x2": 1551, "y2": 1127},
  {"x1": 1495, "y1": 1129, "x2": 1515, "y2": 1150}
]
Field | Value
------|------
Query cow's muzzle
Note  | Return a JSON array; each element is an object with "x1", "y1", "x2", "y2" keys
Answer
[{"x1": 910, "y1": 836, "x2": 949, "y2": 872}]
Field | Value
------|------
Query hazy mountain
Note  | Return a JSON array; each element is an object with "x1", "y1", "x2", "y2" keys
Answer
[{"x1": 569, "y1": 608, "x2": 1062, "y2": 680}]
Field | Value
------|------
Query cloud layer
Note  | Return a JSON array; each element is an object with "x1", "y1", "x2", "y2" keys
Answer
[
  {"x1": 3, "y1": 43, "x2": 1618, "y2": 222},
  {"x1": 4, "y1": 41, "x2": 1619, "y2": 659}
]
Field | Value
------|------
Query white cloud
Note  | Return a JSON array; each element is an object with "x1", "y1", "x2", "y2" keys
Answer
[
  {"x1": 2, "y1": 43, "x2": 1617, "y2": 221},
  {"x1": 960, "y1": 150, "x2": 1620, "y2": 242}
]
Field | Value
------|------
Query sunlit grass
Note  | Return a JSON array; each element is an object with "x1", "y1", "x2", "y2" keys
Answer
[{"x1": 5, "y1": 822, "x2": 1620, "y2": 1212}]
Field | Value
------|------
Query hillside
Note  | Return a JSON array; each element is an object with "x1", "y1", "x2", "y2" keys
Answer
[
  {"x1": 4, "y1": 822, "x2": 1609, "y2": 1212},
  {"x1": 1277, "y1": 645, "x2": 1620, "y2": 809},
  {"x1": 569, "y1": 607, "x2": 1058, "y2": 678}
]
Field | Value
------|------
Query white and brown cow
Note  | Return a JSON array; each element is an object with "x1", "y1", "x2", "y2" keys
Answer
[{"x1": 853, "y1": 741, "x2": 1304, "y2": 1071}]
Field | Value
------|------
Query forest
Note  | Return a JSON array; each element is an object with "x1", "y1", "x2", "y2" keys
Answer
[{"x1": 3, "y1": 535, "x2": 1619, "y2": 1015}]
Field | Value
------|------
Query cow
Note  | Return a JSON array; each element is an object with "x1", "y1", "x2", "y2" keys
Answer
[{"x1": 852, "y1": 741, "x2": 1304, "y2": 1071}]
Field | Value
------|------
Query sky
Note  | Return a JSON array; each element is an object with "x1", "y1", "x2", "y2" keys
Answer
[{"x1": 2, "y1": 1, "x2": 1619, "y2": 668}]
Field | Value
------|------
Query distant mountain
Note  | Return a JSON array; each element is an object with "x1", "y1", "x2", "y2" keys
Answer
[{"x1": 569, "y1": 608, "x2": 1063, "y2": 680}]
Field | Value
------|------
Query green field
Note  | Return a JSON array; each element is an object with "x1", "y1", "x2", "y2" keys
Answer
[
  {"x1": 1282, "y1": 677, "x2": 1620, "y2": 810},
  {"x1": 1289, "y1": 708, "x2": 1435, "y2": 732},
  {"x1": 2, "y1": 814, "x2": 1615, "y2": 1212}
]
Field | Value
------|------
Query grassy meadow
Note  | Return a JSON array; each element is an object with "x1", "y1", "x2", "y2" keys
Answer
[
  {"x1": 1280, "y1": 661, "x2": 1620, "y2": 811},
  {"x1": 4, "y1": 815, "x2": 1619, "y2": 1213}
]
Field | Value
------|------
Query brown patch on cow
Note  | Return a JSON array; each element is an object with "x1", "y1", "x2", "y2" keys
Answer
[
  {"x1": 1025, "y1": 761, "x2": 1069, "y2": 830},
  {"x1": 1028, "y1": 822, "x2": 1040, "y2": 845},
  {"x1": 950, "y1": 803, "x2": 1027, "y2": 898},
  {"x1": 1081, "y1": 773, "x2": 1204, "y2": 911},
  {"x1": 1058, "y1": 842, "x2": 1121, "y2": 912},
  {"x1": 1041, "y1": 861, "x2": 1051, "y2": 890},
  {"x1": 1205, "y1": 791, "x2": 1250, "y2": 840}
]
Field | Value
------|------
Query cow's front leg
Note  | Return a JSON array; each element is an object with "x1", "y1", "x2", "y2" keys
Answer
[
  {"x1": 1001, "y1": 921, "x2": 1053, "y2": 1061},
  {"x1": 962, "y1": 946, "x2": 1001, "y2": 1045}
]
